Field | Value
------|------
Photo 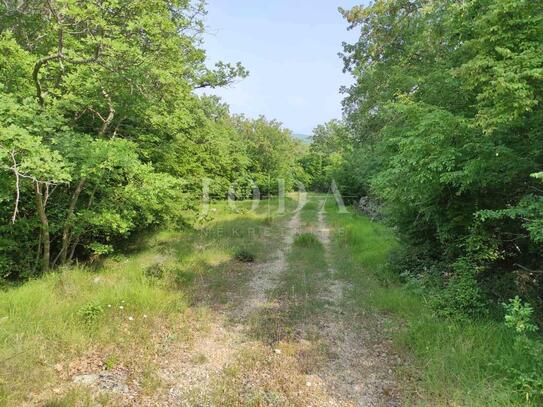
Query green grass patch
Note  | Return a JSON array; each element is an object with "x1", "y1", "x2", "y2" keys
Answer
[
  {"x1": 0, "y1": 263, "x2": 186, "y2": 405},
  {"x1": 293, "y1": 232, "x2": 321, "y2": 248}
]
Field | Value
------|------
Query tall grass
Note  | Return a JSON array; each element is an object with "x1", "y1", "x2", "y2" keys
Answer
[
  {"x1": 326, "y1": 207, "x2": 542, "y2": 406},
  {"x1": 0, "y1": 263, "x2": 186, "y2": 404}
]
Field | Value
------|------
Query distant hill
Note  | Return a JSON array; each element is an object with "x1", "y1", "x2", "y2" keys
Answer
[{"x1": 293, "y1": 133, "x2": 312, "y2": 142}]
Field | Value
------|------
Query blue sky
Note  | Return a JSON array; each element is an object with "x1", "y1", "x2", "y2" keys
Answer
[{"x1": 200, "y1": 1, "x2": 362, "y2": 135}]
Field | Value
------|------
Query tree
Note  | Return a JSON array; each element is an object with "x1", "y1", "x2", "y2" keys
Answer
[
  {"x1": 0, "y1": 0, "x2": 249, "y2": 278},
  {"x1": 322, "y1": 0, "x2": 543, "y2": 315}
]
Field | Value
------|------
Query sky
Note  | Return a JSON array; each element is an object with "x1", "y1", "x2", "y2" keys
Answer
[{"x1": 199, "y1": 1, "x2": 362, "y2": 135}]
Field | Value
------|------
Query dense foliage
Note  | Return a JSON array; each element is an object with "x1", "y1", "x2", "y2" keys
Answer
[
  {"x1": 308, "y1": 0, "x2": 543, "y2": 320},
  {"x1": 300, "y1": 120, "x2": 352, "y2": 193},
  {"x1": 0, "y1": 0, "x2": 304, "y2": 280}
]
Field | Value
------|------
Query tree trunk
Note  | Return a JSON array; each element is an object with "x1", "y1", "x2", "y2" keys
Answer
[
  {"x1": 58, "y1": 179, "x2": 85, "y2": 265},
  {"x1": 68, "y1": 183, "x2": 97, "y2": 263},
  {"x1": 34, "y1": 183, "x2": 50, "y2": 273},
  {"x1": 68, "y1": 236, "x2": 80, "y2": 262},
  {"x1": 33, "y1": 233, "x2": 42, "y2": 275}
]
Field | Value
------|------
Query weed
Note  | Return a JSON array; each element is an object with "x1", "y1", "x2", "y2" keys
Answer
[
  {"x1": 173, "y1": 269, "x2": 197, "y2": 286},
  {"x1": 104, "y1": 354, "x2": 119, "y2": 370},
  {"x1": 141, "y1": 366, "x2": 163, "y2": 394},
  {"x1": 293, "y1": 233, "x2": 321, "y2": 248},
  {"x1": 144, "y1": 262, "x2": 167, "y2": 279},
  {"x1": 191, "y1": 353, "x2": 208, "y2": 364},
  {"x1": 503, "y1": 296, "x2": 539, "y2": 335},
  {"x1": 77, "y1": 302, "x2": 104, "y2": 324}
]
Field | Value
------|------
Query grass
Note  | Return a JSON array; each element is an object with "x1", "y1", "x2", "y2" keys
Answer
[
  {"x1": 279, "y1": 231, "x2": 325, "y2": 325},
  {"x1": 0, "y1": 196, "x2": 300, "y2": 406},
  {"x1": 0, "y1": 264, "x2": 187, "y2": 402},
  {"x1": 199, "y1": 195, "x2": 333, "y2": 406},
  {"x1": 299, "y1": 198, "x2": 319, "y2": 226},
  {"x1": 326, "y1": 203, "x2": 543, "y2": 406},
  {"x1": 248, "y1": 227, "x2": 327, "y2": 345},
  {"x1": 187, "y1": 341, "x2": 331, "y2": 406},
  {"x1": 293, "y1": 232, "x2": 321, "y2": 248}
]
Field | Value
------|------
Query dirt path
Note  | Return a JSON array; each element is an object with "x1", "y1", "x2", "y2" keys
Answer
[
  {"x1": 315, "y1": 201, "x2": 400, "y2": 407},
  {"x1": 241, "y1": 205, "x2": 302, "y2": 316},
  {"x1": 123, "y1": 196, "x2": 401, "y2": 406},
  {"x1": 160, "y1": 203, "x2": 304, "y2": 405}
]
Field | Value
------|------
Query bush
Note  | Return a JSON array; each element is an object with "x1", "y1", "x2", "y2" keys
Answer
[
  {"x1": 432, "y1": 260, "x2": 488, "y2": 319},
  {"x1": 503, "y1": 296, "x2": 539, "y2": 335},
  {"x1": 499, "y1": 297, "x2": 543, "y2": 403},
  {"x1": 234, "y1": 248, "x2": 255, "y2": 263}
]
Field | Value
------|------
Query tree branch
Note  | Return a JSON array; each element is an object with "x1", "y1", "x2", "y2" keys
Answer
[
  {"x1": 9, "y1": 151, "x2": 20, "y2": 223},
  {"x1": 514, "y1": 263, "x2": 543, "y2": 275},
  {"x1": 99, "y1": 88, "x2": 115, "y2": 136}
]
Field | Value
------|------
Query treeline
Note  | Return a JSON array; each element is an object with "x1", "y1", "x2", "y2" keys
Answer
[
  {"x1": 306, "y1": 0, "x2": 543, "y2": 319},
  {"x1": 0, "y1": 0, "x2": 304, "y2": 281}
]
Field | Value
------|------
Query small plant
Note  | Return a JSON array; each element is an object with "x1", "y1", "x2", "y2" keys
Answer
[
  {"x1": 234, "y1": 248, "x2": 256, "y2": 263},
  {"x1": 103, "y1": 354, "x2": 119, "y2": 370},
  {"x1": 78, "y1": 302, "x2": 104, "y2": 324},
  {"x1": 195, "y1": 211, "x2": 215, "y2": 227},
  {"x1": 141, "y1": 367, "x2": 163, "y2": 394},
  {"x1": 431, "y1": 260, "x2": 488, "y2": 319},
  {"x1": 499, "y1": 297, "x2": 543, "y2": 402},
  {"x1": 503, "y1": 296, "x2": 538, "y2": 335},
  {"x1": 509, "y1": 367, "x2": 543, "y2": 403},
  {"x1": 144, "y1": 262, "x2": 167, "y2": 279},
  {"x1": 293, "y1": 233, "x2": 320, "y2": 248}
]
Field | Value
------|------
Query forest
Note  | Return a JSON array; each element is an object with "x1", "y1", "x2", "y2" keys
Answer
[
  {"x1": 0, "y1": 0, "x2": 542, "y2": 406},
  {"x1": 0, "y1": 0, "x2": 307, "y2": 279}
]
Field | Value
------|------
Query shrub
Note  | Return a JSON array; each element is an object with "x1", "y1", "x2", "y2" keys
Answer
[
  {"x1": 431, "y1": 260, "x2": 488, "y2": 319},
  {"x1": 500, "y1": 297, "x2": 543, "y2": 403},
  {"x1": 503, "y1": 296, "x2": 539, "y2": 335},
  {"x1": 234, "y1": 248, "x2": 256, "y2": 263},
  {"x1": 144, "y1": 263, "x2": 167, "y2": 279}
]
